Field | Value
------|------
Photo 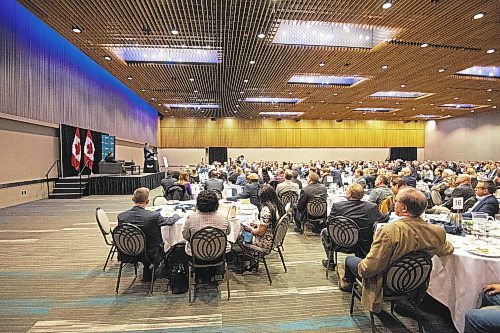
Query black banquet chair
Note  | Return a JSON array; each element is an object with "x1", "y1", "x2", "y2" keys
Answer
[
  {"x1": 189, "y1": 227, "x2": 230, "y2": 304},
  {"x1": 95, "y1": 207, "x2": 116, "y2": 271},
  {"x1": 279, "y1": 190, "x2": 299, "y2": 209},
  {"x1": 324, "y1": 216, "x2": 359, "y2": 278},
  {"x1": 242, "y1": 212, "x2": 292, "y2": 285},
  {"x1": 112, "y1": 223, "x2": 156, "y2": 296},
  {"x1": 350, "y1": 251, "x2": 433, "y2": 333},
  {"x1": 302, "y1": 196, "x2": 328, "y2": 235}
]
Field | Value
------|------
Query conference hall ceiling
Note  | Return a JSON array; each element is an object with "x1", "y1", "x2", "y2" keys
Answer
[{"x1": 18, "y1": 0, "x2": 500, "y2": 121}]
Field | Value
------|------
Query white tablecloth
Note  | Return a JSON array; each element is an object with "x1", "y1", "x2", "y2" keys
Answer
[
  {"x1": 427, "y1": 234, "x2": 500, "y2": 333},
  {"x1": 159, "y1": 200, "x2": 258, "y2": 252}
]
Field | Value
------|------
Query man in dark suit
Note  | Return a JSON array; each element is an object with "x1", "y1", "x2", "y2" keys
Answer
[
  {"x1": 321, "y1": 183, "x2": 389, "y2": 270},
  {"x1": 204, "y1": 169, "x2": 224, "y2": 192},
  {"x1": 160, "y1": 170, "x2": 177, "y2": 195},
  {"x1": 293, "y1": 172, "x2": 327, "y2": 232},
  {"x1": 117, "y1": 187, "x2": 181, "y2": 281},
  {"x1": 402, "y1": 167, "x2": 417, "y2": 188},
  {"x1": 463, "y1": 180, "x2": 499, "y2": 218}
]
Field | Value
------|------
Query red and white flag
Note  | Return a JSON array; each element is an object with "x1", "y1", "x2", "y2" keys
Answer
[
  {"x1": 83, "y1": 130, "x2": 95, "y2": 170},
  {"x1": 71, "y1": 128, "x2": 81, "y2": 171}
]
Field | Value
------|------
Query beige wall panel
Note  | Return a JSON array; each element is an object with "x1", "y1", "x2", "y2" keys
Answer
[
  {"x1": 0, "y1": 129, "x2": 59, "y2": 184},
  {"x1": 115, "y1": 141, "x2": 144, "y2": 165},
  {"x1": 158, "y1": 119, "x2": 425, "y2": 148},
  {"x1": 0, "y1": 182, "x2": 54, "y2": 209},
  {"x1": 425, "y1": 113, "x2": 500, "y2": 161}
]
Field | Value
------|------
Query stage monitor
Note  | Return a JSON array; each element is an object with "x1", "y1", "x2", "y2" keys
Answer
[{"x1": 101, "y1": 134, "x2": 115, "y2": 160}]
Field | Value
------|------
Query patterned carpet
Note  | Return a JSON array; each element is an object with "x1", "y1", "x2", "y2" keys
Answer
[{"x1": 0, "y1": 187, "x2": 457, "y2": 332}]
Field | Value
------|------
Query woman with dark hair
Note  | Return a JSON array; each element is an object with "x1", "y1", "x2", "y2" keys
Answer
[
  {"x1": 243, "y1": 184, "x2": 285, "y2": 250},
  {"x1": 182, "y1": 190, "x2": 231, "y2": 256}
]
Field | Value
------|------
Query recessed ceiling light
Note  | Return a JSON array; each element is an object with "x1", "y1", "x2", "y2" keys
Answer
[
  {"x1": 257, "y1": 33, "x2": 266, "y2": 39},
  {"x1": 240, "y1": 91, "x2": 244, "y2": 94},
  {"x1": 71, "y1": 26, "x2": 82, "y2": 33},
  {"x1": 141, "y1": 89, "x2": 146, "y2": 92},
  {"x1": 171, "y1": 29, "x2": 179, "y2": 35},
  {"x1": 363, "y1": 112, "x2": 367, "y2": 115},
  {"x1": 157, "y1": 103, "x2": 161, "y2": 106},
  {"x1": 346, "y1": 106, "x2": 350, "y2": 109},
  {"x1": 430, "y1": 103, "x2": 435, "y2": 106},
  {"x1": 421, "y1": 43, "x2": 429, "y2": 48},
  {"x1": 320, "y1": 100, "x2": 324, "y2": 103},
  {"x1": 310, "y1": 106, "x2": 314, "y2": 109},
  {"x1": 127, "y1": 76, "x2": 133, "y2": 80},
  {"x1": 151, "y1": 98, "x2": 156, "y2": 100},
  {"x1": 236, "y1": 105, "x2": 239, "y2": 107},
  {"x1": 471, "y1": 110, "x2": 475, "y2": 113},
  {"x1": 275, "y1": 105, "x2": 279, "y2": 108},
  {"x1": 189, "y1": 78, "x2": 194, "y2": 81},
  {"x1": 486, "y1": 49, "x2": 495, "y2": 54},
  {"x1": 493, "y1": 106, "x2": 497, "y2": 109},
  {"x1": 234, "y1": 111, "x2": 237, "y2": 113},
  {"x1": 395, "y1": 102, "x2": 400, "y2": 105},
  {"x1": 333, "y1": 93, "x2": 338, "y2": 96},
  {"x1": 453, "y1": 97, "x2": 459, "y2": 100},
  {"x1": 487, "y1": 99, "x2": 492, "y2": 102},
  {"x1": 288, "y1": 92, "x2": 293, "y2": 95},
  {"x1": 487, "y1": 88, "x2": 492, "y2": 92},
  {"x1": 104, "y1": 55, "x2": 112, "y2": 61},
  {"x1": 319, "y1": 62, "x2": 325, "y2": 67},
  {"x1": 438, "y1": 68, "x2": 445, "y2": 72},
  {"x1": 382, "y1": 0, "x2": 393, "y2": 10},
  {"x1": 411, "y1": 108, "x2": 416, "y2": 111},
  {"x1": 194, "y1": 90, "x2": 198, "y2": 93},
  {"x1": 358, "y1": 101, "x2": 363, "y2": 104},
  {"x1": 400, "y1": 84, "x2": 406, "y2": 88},
  {"x1": 381, "y1": 65, "x2": 389, "y2": 69},
  {"x1": 244, "y1": 79, "x2": 249, "y2": 83},
  {"x1": 473, "y1": 12, "x2": 484, "y2": 20},
  {"x1": 249, "y1": 60, "x2": 256, "y2": 64}
]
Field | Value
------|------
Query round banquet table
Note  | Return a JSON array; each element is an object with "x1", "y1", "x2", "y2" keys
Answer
[
  {"x1": 427, "y1": 234, "x2": 500, "y2": 333},
  {"x1": 157, "y1": 200, "x2": 258, "y2": 252}
]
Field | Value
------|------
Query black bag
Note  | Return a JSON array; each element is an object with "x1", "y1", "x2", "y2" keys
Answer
[{"x1": 165, "y1": 244, "x2": 190, "y2": 294}]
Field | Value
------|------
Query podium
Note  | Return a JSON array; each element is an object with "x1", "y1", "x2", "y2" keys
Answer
[{"x1": 144, "y1": 158, "x2": 159, "y2": 173}]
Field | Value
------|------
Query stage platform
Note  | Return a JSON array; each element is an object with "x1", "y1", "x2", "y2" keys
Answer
[{"x1": 67, "y1": 172, "x2": 164, "y2": 195}]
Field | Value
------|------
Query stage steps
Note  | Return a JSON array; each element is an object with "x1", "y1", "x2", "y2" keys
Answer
[{"x1": 49, "y1": 178, "x2": 89, "y2": 199}]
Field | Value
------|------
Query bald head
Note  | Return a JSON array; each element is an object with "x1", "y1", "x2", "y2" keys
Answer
[{"x1": 396, "y1": 187, "x2": 427, "y2": 217}]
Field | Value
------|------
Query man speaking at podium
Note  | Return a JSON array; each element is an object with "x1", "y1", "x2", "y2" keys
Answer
[{"x1": 143, "y1": 143, "x2": 159, "y2": 173}]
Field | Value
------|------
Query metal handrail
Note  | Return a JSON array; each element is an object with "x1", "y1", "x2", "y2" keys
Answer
[
  {"x1": 79, "y1": 160, "x2": 91, "y2": 196},
  {"x1": 45, "y1": 160, "x2": 61, "y2": 197}
]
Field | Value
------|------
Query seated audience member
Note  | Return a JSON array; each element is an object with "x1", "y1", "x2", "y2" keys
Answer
[
  {"x1": 276, "y1": 171, "x2": 300, "y2": 197},
  {"x1": 442, "y1": 174, "x2": 475, "y2": 210},
  {"x1": 161, "y1": 170, "x2": 176, "y2": 194},
  {"x1": 182, "y1": 190, "x2": 231, "y2": 256},
  {"x1": 352, "y1": 169, "x2": 367, "y2": 189},
  {"x1": 422, "y1": 165, "x2": 434, "y2": 183},
  {"x1": 204, "y1": 169, "x2": 224, "y2": 192},
  {"x1": 261, "y1": 167, "x2": 271, "y2": 184},
  {"x1": 378, "y1": 177, "x2": 407, "y2": 214},
  {"x1": 174, "y1": 171, "x2": 193, "y2": 199},
  {"x1": 365, "y1": 168, "x2": 378, "y2": 189},
  {"x1": 189, "y1": 168, "x2": 200, "y2": 184},
  {"x1": 465, "y1": 283, "x2": 500, "y2": 333},
  {"x1": 104, "y1": 151, "x2": 117, "y2": 163},
  {"x1": 338, "y1": 187, "x2": 454, "y2": 315},
  {"x1": 241, "y1": 184, "x2": 285, "y2": 251},
  {"x1": 117, "y1": 187, "x2": 180, "y2": 281},
  {"x1": 463, "y1": 180, "x2": 499, "y2": 219},
  {"x1": 401, "y1": 167, "x2": 417, "y2": 187},
  {"x1": 369, "y1": 175, "x2": 393, "y2": 205},
  {"x1": 228, "y1": 173, "x2": 261, "y2": 210},
  {"x1": 293, "y1": 172, "x2": 327, "y2": 233},
  {"x1": 321, "y1": 183, "x2": 388, "y2": 270},
  {"x1": 235, "y1": 168, "x2": 247, "y2": 186},
  {"x1": 484, "y1": 164, "x2": 498, "y2": 181},
  {"x1": 273, "y1": 168, "x2": 286, "y2": 183},
  {"x1": 291, "y1": 170, "x2": 303, "y2": 190}
]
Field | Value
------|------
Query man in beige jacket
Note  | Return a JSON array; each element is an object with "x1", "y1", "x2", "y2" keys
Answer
[{"x1": 338, "y1": 187, "x2": 454, "y2": 313}]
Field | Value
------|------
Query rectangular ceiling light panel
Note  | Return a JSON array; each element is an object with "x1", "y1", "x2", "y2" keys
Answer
[
  {"x1": 108, "y1": 46, "x2": 221, "y2": 64},
  {"x1": 259, "y1": 112, "x2": 304, "y2": 116},
  {"x1": 244, "y1": 97, "x2": 302, "y2": 104},
  {"x1": 439, "y1": 104, "x2": 480, "y2": 109},
  {"x1": 353, "y1": 108, "x2": 398, "y2": 113},
  {"x1": 288, "y1": 75, "x2": 367, "y2": 86},
  {"x1": 455, "y1": 66, "x2": 500, "y2": 79},
  {"x1": 369, "y1": 91, "x2": 432, "y2": 99},
  {"x1": 272, "y1": 20, "x2": 395, "y2": 49},
  {"x1": 165, "y1": 104, "x2": 219, "y2": 109}
]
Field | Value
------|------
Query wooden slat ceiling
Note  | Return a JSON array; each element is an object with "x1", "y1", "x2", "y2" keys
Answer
[{"x1": 18, "y1": 0, "x2": 500, "y2": 121}]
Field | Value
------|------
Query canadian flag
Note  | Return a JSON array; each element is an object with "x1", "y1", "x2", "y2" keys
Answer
[
  {"x1": 83, "y1": 130, "x2": 95, "y2": 170},
  {"x1": 71, "y1": 128, "x2": 81, "y2": 171}
]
